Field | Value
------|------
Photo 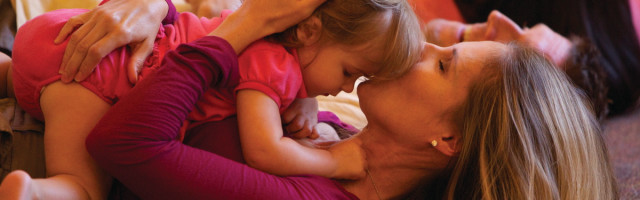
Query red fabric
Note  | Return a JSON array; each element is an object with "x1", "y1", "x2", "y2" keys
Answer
[
  {"x1": 409, "y1": 0, "x2": 464, "y2": 24},
  {"x1": 86, "y1": 36, "x2": 357, "y2": 200}
]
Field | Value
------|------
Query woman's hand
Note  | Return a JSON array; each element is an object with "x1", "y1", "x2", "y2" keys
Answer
[
  {"x1": 209, "y1": 0, "x2": 326, "y2": 54},
  {"x1": 55, "y1": 0, "x2": 169, "y2": 84}
]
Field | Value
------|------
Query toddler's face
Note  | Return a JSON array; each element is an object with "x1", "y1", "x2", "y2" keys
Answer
[{"x1": 297, "y1": 42, "x2": 381, "y2": 97}]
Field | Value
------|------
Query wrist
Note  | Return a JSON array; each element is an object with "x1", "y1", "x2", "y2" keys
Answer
[{"x1": 209, "y1": 10, "x2": 266, "y2": 54}]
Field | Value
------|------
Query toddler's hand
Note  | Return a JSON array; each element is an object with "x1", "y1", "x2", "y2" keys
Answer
[
  {"x1": 328, "y1": 139, "x2": 366, "y2": 180},
  {"x1": 294, "y1": 123, "x2": 341, "y2": 148},
  {"x1": 282, "y1": 98, "x2": 319, "y2": 139}
]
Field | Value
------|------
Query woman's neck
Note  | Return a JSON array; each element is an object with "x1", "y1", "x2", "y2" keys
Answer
[{"x1": 340, "y1": 127, "x2": 446, "y2": 200}]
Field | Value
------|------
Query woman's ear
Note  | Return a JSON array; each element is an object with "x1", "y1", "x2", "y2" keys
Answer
[
  {"x1": 431, "y1": 127, "x2": 461, "y2": 157},
  {"x1": 296, "y1": 16, "x2": 323, "y2": 46}
]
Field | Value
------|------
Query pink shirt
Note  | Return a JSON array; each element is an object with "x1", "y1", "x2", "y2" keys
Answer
[{"x1": 12, "y1": 9, "x2": 306, "y2": 126}]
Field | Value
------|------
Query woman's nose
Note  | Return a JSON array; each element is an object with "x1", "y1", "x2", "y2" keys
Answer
[{"x1": 422, "y1": 42, "x2": 445, "y2": 57}]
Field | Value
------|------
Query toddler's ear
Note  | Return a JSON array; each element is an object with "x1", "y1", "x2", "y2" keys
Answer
[{"x1": 296, "y1": 16, "x2": 323, "y2": 46}]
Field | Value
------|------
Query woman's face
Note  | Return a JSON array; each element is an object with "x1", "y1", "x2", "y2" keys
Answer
[{"x1": 357, "y1": 41, "x2": 507, "y2": 140}]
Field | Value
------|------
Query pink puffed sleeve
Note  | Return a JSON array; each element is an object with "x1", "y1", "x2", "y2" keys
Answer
[{"x1": 234, "y1": 40, "x2": 307, "y2": 113}]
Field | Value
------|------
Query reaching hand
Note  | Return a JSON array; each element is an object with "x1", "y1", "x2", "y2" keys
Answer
[
  {"x1": 282, "y1": 98, "x2": 319, "y2": 139},
  {"x1": 54, "y1": 0, "x2": 169, "y2": 84}
]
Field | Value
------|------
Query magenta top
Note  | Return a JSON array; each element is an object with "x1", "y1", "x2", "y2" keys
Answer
[{"x1": 85, "y1": 36, "x2": 358, "y2": 200}]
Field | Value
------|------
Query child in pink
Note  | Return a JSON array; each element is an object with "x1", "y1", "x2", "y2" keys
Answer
[{"x1": 13, "y1": 9, "x2": 305, "y2": 127}]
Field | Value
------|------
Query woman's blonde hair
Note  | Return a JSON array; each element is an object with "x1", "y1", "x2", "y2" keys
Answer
[
  {"x1": 445, "y1": 42, "x2": 618, "y2": 200},
  {"x1": 268, "y1": 0, "x2": 424, "y2": 80}
]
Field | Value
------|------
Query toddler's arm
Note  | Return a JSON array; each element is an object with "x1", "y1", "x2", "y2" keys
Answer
[{"x1": 237, "y1": 90, "x2": 366, "y2": 179}]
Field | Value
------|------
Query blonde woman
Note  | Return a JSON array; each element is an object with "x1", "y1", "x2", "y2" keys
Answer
[
  {"x1": 74, "y1": 35, "x2": 617, "y2": 199},
  {"x1": 441, "y1": 43, "x2": 618, "y2": 199}
]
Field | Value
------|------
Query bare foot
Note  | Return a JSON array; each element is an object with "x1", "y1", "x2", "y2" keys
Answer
[{"x1": 0, "y1": 170, "x2": 37, "y2": 200}]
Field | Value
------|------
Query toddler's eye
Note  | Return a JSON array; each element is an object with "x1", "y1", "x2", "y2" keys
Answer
[
  {"x1": 439, "y1": 60, "x2": 445, "y2": 72},
  {"x1": 343, "y1": 69, "x2": 352, "y2": 77}
]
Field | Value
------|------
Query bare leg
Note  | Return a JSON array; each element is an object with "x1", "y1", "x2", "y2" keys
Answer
[
  {"x1": 0, "y1": 81, "x2": 111, "y2": 199},
  {"x1": 0, "y1": 52, "x2": 10, "y2": 98}
]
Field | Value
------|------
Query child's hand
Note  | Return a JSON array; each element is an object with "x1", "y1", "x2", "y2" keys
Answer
[
  {"x1": 328, "y1": 139, "x2": 366, "y2": 180},
  {"x1": 294, "y1": 123, "x2": 341, "y2": 148},
  {"x1": 282, "y1": 98, "x2": 319, "y2": 139}
]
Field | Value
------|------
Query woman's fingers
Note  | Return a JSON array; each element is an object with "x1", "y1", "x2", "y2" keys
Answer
[
  {"x1": 54, "y1": 12, "x2": 89, "y2": 44},
  {"x1": 127, "y1": 38, "x2": 155, "y2": 84},
  {"x1": 59, "y1": 18, "x2": 103, "y2": 82},
  {"x1": 73, "y1": 31, "x2": 132, "y2": 82},
  {"x1": 56, "y1": 0, "x2": 168, "y2": 83}
]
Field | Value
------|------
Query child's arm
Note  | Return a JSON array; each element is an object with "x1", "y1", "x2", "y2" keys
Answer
[{"x1": 237, "y1": 90, "x2": 366, "y2": 179}]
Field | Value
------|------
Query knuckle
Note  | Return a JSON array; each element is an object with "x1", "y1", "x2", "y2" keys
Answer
[
  {"x1": 76, "y1": 43, "x2": 90, "y2": 53},
  {"x1": 69, "y1": 33, "x2": 83, "y2": 43},
  {"x1": 116, "y1": 29, "x2": 133, "y2": 41},
  {"x1": 88, "y1": 46, "x2": 103, "y2": 57}
]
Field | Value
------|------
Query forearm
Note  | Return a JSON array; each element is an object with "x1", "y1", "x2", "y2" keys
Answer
[
  {"x1": 245, "y1": 136, "x2": 338, "y2": 177},
  {"x1": 208, "y1": 9, "x2": 268, "y2": 54},
  {"x1": 209, "y1": 0, "x2": 327, "y2": 54},
  {"x1": 99, "y1": 0, "x2": 176, "y2": 24}
]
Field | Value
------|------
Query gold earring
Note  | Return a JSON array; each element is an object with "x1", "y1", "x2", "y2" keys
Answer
[{"x1": 431, "y1": 140, "x2": 438, "y2": 147}]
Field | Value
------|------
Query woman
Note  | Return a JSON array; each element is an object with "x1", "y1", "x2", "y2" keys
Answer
[{"x1": 84, "y1": 26, "x2": 617, "y2": 200}]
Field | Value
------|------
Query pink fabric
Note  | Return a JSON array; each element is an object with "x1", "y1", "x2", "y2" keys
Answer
[
  {"x1": 86, "y1": 36, "x2": 357, "y2": 199},
  {"x1": 13, "y1": 9, "x2": 306, "y2": 127},
  {"x1": 409, "y1": 0, "x2": 464, "y2": 24},
  {"x1": 12, "y1": 9, "x2": 141, "y2": 121},
  {"x1": 187, "y1": 39, "x2": 306, "y2": 129}
]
